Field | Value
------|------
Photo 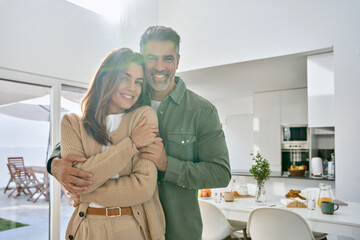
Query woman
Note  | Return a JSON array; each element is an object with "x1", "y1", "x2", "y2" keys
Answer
[{"x1": 61, "y1": 48, "x2": 165, "y2": 240}]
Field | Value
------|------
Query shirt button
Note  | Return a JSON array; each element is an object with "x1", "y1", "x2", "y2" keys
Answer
[
  {"x1": 79, "y1": 212, "x2": 84, "y2": 217},
  {"x1": 181, "y1": 140, "x2": 185, "y2": 144},
  {"x1": 182, "y1": 186, "x2": 185, "y2": 188},
  {"x1": 160, "y1": 111, "x2": 163, "y2": 114},
  {"x1": 68, "y1": 235, "x2": 74, "y2": 240}
]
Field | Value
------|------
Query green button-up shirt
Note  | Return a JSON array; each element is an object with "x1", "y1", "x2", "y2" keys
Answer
[
  {"x1": 47, "y1": 77, "x2": 231, "y2": 240},
  {"x1": 144, "y1": 77, "x2": 231, "y2": 240}
]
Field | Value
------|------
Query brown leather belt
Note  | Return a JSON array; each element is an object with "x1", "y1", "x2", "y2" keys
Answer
[{"x1": 87, "y1": 207, "x2": 133, "y2": 217}]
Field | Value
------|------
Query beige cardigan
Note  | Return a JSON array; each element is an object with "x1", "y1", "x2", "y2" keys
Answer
[{"x1": 61, "y1": 106, "x2": 165, "y2": 240}]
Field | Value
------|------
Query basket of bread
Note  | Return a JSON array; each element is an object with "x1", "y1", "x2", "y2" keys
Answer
[{"x1": 288, "y1": 165, "x2": 306, "y2": 177}]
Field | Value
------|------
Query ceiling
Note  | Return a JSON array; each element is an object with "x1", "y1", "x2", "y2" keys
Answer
[
  {"x1": 0, "y1": 49, "x2": 332, "y2": 106},
  {"x1": 178, "y1": 49, "x2": 331, "y2": 102}
]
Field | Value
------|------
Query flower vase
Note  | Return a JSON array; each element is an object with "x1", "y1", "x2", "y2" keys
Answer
[{"x1": 255, "y1": 183, "x2": 266, "y2": 202}]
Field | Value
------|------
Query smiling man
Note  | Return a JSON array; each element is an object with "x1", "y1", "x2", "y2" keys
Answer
[
  {"x1": 136, "y1": 26, "x2": 231, "y2": 240},
  {"x1": 47, "y1": 26, "x2": 231, "y2": 240}
]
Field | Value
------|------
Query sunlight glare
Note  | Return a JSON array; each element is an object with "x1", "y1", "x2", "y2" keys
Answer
[{"x1": 66, "y1": 0, "x2": 127, "y2": 23}]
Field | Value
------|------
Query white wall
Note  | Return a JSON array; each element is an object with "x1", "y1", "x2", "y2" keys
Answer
[
  {"x1": 0, "y1": 0, "x2": 158, "y2": 83},
  {"x1": 158, "y1": 0, "x2": 360, "y2": 202}
]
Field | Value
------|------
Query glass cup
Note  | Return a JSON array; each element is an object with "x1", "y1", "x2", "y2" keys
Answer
[
  {"x1": 214, "y1": 191, "x2": 222, "y2": 203},
  {"x1": 307, "y1": 191, "x2": 316, "y2": 210}
]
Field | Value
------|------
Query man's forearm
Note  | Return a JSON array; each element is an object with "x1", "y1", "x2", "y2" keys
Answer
[{"x1": 47, "y1": 142, "x2": 62, "y2": 175}]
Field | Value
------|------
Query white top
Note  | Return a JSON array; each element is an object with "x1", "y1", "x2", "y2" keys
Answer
[
  {"x1": 151, "y1": 100, "x2": 161, "y2": 112},
  {"x1": 89, "y1": 113, "x2": 125, "y2": 208}
]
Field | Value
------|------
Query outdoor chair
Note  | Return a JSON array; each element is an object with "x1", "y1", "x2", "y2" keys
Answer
[
  {"x1": 6, "y1": 163, "x2": 32, "y2": 198},
  {"x1": 4, "y1": 163, "x2": 17, "y2": 194},
  {"x1": 27, "y1": 167, "x2": 49, "y2": 203},
  {"x1": 4, "y1": 157, "x2": 24, "y2": 193}
]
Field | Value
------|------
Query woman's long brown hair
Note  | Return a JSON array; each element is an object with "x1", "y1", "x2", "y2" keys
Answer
[{"x1": 81, "y1": 48, "x2": 146, "y2": 145}]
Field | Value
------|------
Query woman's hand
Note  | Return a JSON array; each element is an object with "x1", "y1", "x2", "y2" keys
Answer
[{"x1": 131, "y1": 116, "x2": 162, "y2": 148}]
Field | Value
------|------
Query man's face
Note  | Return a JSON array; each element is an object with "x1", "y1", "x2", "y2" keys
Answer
[{"x1": 143, "y1": 40, "x2": 180, "y2": 93}]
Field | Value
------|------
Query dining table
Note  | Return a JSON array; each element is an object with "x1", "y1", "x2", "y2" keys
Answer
[{"x1": 205, "y1": 196, "x2": 360, "y2": 239}]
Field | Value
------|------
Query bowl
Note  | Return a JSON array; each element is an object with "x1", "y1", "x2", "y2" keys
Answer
[{"x1": 289, "y1": 169, "x2": 305, "y2": 177}]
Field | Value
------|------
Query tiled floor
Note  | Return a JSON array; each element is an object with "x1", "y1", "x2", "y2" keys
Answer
[{"x1": 0, "y1": 188, "x2": 73, "y2": 240}]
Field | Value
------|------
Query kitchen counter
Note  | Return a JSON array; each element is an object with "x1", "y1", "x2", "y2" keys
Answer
[{"x1": 232, "y1": 170, "x2": 335, "y2": 181}]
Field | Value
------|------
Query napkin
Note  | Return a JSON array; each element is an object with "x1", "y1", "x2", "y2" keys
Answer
[{"x1": 280, "y1": 197, "x2": 307, "y2": 208}]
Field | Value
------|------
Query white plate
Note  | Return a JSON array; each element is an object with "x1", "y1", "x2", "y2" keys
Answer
[{"x1": 199, "y1": 197, "x2": 212, "y2": 200}]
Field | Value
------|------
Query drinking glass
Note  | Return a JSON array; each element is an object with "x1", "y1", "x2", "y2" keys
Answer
[
  {"x1": 307, "y1": 191, "x2": 316, "y2": 210},
  {"x1": 214, "y1": 191, "x2": 222, "y2": 203}
]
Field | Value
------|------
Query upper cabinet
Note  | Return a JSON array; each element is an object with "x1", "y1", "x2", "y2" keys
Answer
[
  {"x1": 254, "y1": 91, "x2": 281, "y2": 172},
  {"x1": 307, "y1": 52, "x2": 334, "y2": 127},
  {"x1": 280, "y1": 88, "x2": 308, "y2": 125},
  {"x1": 254, "y1": 88, "x2": 307, "y2": 172}
]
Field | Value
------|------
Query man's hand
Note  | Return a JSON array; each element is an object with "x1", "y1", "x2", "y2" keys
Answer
[
  {"x1": 51, "y1": 155, "x2": 92, "y2": 194},
  {"x1": 139, "y1": 142, "x2": 168, "y2": 171},
  {"x1": 131, "y1": 116, "x2": 162, "y2": 148}
]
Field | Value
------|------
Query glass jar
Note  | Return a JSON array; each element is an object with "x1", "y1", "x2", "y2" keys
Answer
[
  {"x1": 317, "y1": 183, "x2": 334, "y2": 207},
  {"x1": 237, "y1": 183, "x2": 248, "y2": 196}
]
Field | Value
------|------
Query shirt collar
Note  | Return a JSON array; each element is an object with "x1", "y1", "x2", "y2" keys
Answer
[{"x1": 168, "y1": 76, "x2": 186, "y2": 105}]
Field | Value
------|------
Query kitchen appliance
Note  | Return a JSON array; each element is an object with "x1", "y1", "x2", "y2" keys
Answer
[
  {"x1": 281, "y1": 125, "x2": 310, "y2": 175},
  {"x1": 328, "y1": 161, "x2": 335, "y2": 177},
  {"x1": 281, "y1": 124, "x2": 310, "y2": 149},
  {"x1": 311, "y1": 157, "x2": 323, "y2": 177}
]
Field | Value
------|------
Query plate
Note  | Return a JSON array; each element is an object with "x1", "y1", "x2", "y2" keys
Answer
[{"x1": 199, "y1": 197, "x2": 212, "y2": 200}]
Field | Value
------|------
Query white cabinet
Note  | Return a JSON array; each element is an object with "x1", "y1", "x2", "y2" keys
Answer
[
  {"x1": 225, "y1": 114, "x2": 254, "y2": 173},
  {"x1": 280, "y1": 88, "x2": 308, "y2": 125},
  {"x1": 253, "y1": 91, "x2": 281, "y2": 172},
  {"x1": 307, "y1": 52, "x2": 334, "y2": 127}
]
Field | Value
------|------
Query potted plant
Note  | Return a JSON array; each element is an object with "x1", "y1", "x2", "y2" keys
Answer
[{"x1": 249, "y1": 152, "x2": 271, "y2": 202}]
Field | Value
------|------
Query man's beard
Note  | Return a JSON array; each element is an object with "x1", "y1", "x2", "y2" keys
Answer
[{"x1": 147, "y1": 70, "x2": 172, "y2": 92}]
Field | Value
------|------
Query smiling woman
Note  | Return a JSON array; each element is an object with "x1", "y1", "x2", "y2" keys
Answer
[{"x1": 60, "y1": 48, "x2": 165, "y2": 240}]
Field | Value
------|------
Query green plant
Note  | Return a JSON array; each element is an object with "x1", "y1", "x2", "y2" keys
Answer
[{"x1": 249, "y1": 152, "x2": 271, "y2": 186}]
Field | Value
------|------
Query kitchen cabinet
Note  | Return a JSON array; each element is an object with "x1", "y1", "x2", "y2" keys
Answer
[
  {"x1": 280, "y1": 88, "x2": 308, "y2": 125},
  {"x1": 254, "y1": 91, "x2": 281, "y2": 172},
  {"x1": 225, "y1": 114, "x2": 254, "y2": 173},
  {"x1": 307, "y1": 52, "x2": 334, "y2": 127}
]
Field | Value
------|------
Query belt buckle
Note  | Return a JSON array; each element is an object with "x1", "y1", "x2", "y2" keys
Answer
[{"x1": 106, "y1": 207, "x2": 121, "y2": 217}]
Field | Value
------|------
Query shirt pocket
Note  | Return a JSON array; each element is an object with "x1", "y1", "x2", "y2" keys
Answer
[{"x1": 166, "y1": 132, "x2": 197, "y2": 162}]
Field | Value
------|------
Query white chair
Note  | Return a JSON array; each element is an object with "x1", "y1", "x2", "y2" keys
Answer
[
  {"x1": 247, "y1": 207, "x2": 324, "y2": 240},
  {"x1": 199, "y1": 199, "x2": 248, "y2": 240}
]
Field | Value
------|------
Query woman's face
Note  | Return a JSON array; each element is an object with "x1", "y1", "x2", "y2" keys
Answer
[{"x1": 108, "y1": 62, "x2": 144, "y2": 114}]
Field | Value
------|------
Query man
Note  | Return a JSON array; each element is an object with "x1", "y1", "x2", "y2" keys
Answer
[{"x1": 48, "y1": 26, "x2": 231, "y2": 240}]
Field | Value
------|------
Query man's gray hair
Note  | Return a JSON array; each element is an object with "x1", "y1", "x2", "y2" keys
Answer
[{"x1": 140, "y1": 26, "x2": 181, "y2": 54}]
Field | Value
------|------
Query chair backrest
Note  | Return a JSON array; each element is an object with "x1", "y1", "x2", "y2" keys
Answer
[
  {"x1": 199, "y1": 200, "x2": 234, "y2": 240},
  {"x1": 247, "y1": 207, "x2": 316, "y2": 240},
  {"x1": 7, "y1": 163, "x2": 28, "y2": 183},
  {"x1": 8, "y1": 157, "x2": 25, "y2": 171}
]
